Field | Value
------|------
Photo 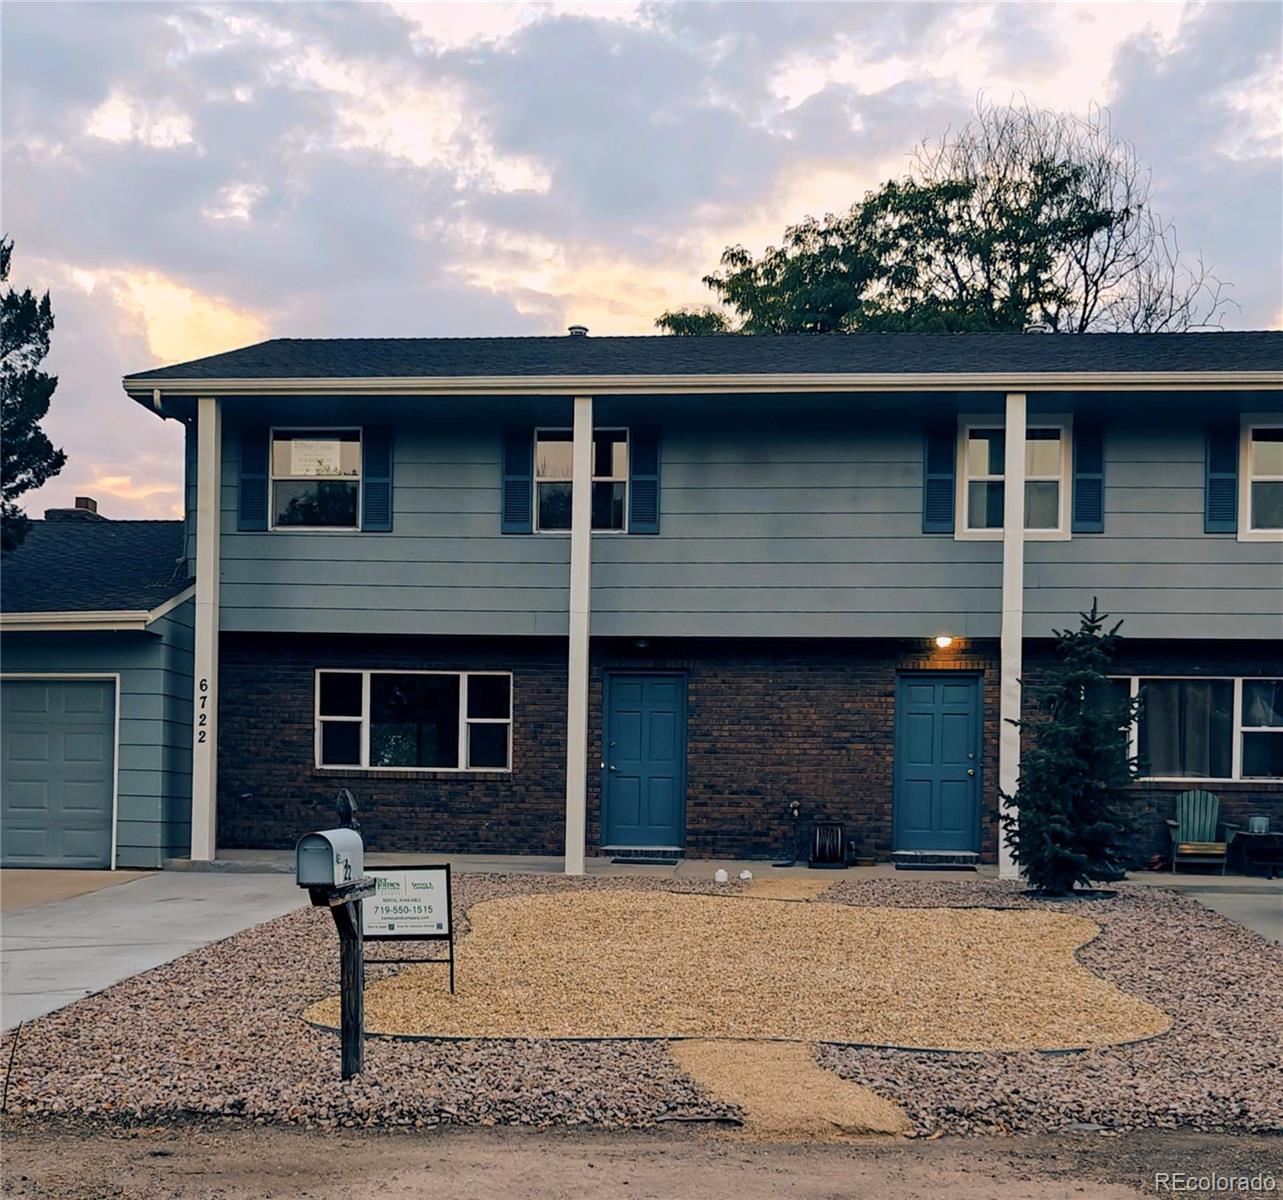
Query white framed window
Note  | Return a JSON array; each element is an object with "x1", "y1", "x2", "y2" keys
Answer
[
  {"x1": 1110, "y1": 675, "x2": 1283, "y2": 782},
  {"x1": 315, "y1": 670, "x2": 512, "y2": 772},
  {"x1": 1240, "y1": 417, "x2": 1283, "y2": 540},
  {"x1": 957, "y1": 416, "x2": 1071, "y2": 540},
  {"x1": 1241, "y1": 679, "x2": 1283, "y2": 778},
  {"x1": 271, "y1": 428, "x2": 361, "y2": 529},
  {"x1": 534, "y1": 427, "x2": 628, "y2": 532}
]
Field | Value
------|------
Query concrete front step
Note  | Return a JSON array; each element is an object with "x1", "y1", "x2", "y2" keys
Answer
[{"x1": 891, "y1": 850, "x2": 980, "y2": 871}]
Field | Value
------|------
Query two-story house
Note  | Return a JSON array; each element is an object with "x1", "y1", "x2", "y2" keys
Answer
[{"x1": 5, "y1": 331, "x2": 1278, "y2": 873}]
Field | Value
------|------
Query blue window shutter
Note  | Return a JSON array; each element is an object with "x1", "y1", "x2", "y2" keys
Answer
[
  {"x1": 629, "y1": 425, "x2": 661, "y2": 534},
  {"x1": 501, "y1": 426, "x2": 534, "y2": 534},
  {"x1": 1205, "y1": 422, "x2": 1238, "y2": 533},
  {"x1": 1072, "y1": 425, "x2": 1105, "y2": 533},
  {"x1": 238, "y1": 425, "x2": 268, "y2": 531},
  {"x1": 362, "y1": 427, "x2": 393, "y2": 531},
  {"x1": 922, "y1": 423, "x2": 955, "y2": 534}
]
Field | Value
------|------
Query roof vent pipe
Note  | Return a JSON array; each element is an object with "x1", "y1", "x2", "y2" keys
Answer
[{"x1": 567, "y1": 324, "x2": 589, "y2": 338}]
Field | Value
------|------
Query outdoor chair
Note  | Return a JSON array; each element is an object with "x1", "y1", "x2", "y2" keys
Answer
[{"x1": 1166, "y1": 789, "x2": 1238, "y2": 874}]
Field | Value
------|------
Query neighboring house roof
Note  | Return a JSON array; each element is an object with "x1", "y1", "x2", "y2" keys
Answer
[
  {"x1": 124, "y1": 331, "x2": 1283, "y2": 384},
  {"x1": 1, "y1": 520, "x2": 190, "y2": 618}
]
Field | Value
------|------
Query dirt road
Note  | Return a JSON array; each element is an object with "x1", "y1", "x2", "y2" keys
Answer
[{"x1": 2, "y1": 1122, "x2": 1279, "y2": 1199}]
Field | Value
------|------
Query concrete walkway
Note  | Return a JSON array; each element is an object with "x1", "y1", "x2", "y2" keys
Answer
[{"x1": 1, "y1": 871, "x2": 303, "y2": 1029}]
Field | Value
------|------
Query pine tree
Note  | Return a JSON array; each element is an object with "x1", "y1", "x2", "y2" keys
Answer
[
  {"x1": 1001, "y1": 601, "x2": 1138, "y2": 895},
  {"x1": 1, "y1": 235, "x2": 66, "y2": 552}
]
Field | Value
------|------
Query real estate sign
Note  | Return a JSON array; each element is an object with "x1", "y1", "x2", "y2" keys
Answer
[{"x1": 362, "y1": 866, "x2": 452, "y2": 939}]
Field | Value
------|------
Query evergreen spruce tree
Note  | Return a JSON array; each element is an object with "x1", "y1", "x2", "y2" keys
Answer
[
  {"x1": 1, "y1": 236, "x2": 66, "y2": 552},
  {"x1": 1001, "y1": 602, "x2": 1138, "y2": 895}
]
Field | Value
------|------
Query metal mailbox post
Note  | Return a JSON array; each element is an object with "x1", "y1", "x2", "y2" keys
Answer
[{"x1": 296, "y1": 828, "x2": 374, "y2": 1080}]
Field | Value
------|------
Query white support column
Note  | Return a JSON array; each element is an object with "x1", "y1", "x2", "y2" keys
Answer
[
  {"x1": 191, "y1": 396, "x2": 221, "y2": 862},
  {"x1": 998, "y1": 392, "x2": 1027, "y2": 881},
  {"x1": 563, "y1": 395, "x2": 593, "y2": 876}
]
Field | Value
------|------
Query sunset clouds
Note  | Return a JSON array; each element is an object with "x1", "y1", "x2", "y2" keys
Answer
[{"x1": 3, "y1": 1, "x2": 1279, "y2": 517}]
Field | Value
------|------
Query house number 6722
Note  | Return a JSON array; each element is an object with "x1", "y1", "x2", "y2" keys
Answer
[{"x1": 197, "y1": 678, "x2": 211, "y2": 743}]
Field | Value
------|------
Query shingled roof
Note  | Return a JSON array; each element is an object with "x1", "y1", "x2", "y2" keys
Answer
[
  {"x1": 1, "y1": 521, "x2": 190, "y2": 615},
  {"x1": 125, "y1": 330, "x2": 1282, "y2": 383}
]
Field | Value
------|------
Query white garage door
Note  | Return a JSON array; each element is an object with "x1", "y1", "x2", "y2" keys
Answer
[{"x1": 1, "y1": 679, "x2": 115, "y2": 868}]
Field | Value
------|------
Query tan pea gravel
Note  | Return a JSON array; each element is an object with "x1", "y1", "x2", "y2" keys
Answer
[
  {"x1": 743, "y1": 877, "x2": 835, "y2": 901},
  {"x1": 307, "y1": 891, "x2": 1169, "y2": 1051},
  {"x1": 670, "y1": 1039, "x2": 914, "y2": 1140}
]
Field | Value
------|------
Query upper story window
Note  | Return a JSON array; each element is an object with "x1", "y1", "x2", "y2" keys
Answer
[
  {"x1": 534, "y1": 428, "x2": 628, "y2": 532},
  {"x1": 271, "y1": 429, "x2": 361, "y2": 529},
  {"x1": 959, "y1": 419, "x2": 1069, "y2": 538},
  {"x1": 1245, "y1": 424, "x2": 1283, "y2": 536}
]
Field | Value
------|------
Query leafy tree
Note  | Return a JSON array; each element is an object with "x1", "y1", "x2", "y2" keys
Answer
[
  {"x1": 1001, "y1": 602, "x2": 1138, "y2": 896},
  {"x1": 658, "y1": 99, "x2": 1229, "y2": 335},
  {"x1": 1, "y1": 236, "x2": 65, "y2": 551},
  {"x1": 651, "y1": 307, "x2": 732, "y2": 336}
]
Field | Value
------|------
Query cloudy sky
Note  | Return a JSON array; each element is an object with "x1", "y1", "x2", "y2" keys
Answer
[{"x1": 4, "y1": 1, "x2": 1280, "y2": 519}]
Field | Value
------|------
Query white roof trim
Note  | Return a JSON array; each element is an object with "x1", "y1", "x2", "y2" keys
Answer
[
  {"x1": 146, "y1": 584, "x2": 197, "y2": 621},
  {"x1": 0, "y1": 585, "x2": 195, "y2": 632},
  {"x1": 123, "y1": 369, "x2": 1283, "y2": 398}
]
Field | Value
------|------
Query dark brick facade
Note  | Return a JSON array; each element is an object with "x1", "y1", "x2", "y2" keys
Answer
[
  {"x1": 587, "y1": 639, "x2": 1000, "y2": 861},
  {"x1": 218, "y1": 635, "x2": 569, "y2": 855},
  {"x1": 218, "y1": 633, "x2": 999, "y2": 860},
  {"x1": 217, "y1": 632, "x2": 1282, "y2": 865}
]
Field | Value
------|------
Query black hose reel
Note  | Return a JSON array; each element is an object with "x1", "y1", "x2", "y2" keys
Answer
[{"x1": 809, "y1": 821, "x2": 846, "y2": 868}]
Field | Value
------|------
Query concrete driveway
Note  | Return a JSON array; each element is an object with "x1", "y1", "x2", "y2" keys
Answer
[{"x1": 1, "y1": 871, "x2": 303, "y2": 1028}]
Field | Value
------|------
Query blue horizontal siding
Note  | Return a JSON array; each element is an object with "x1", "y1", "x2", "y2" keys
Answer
[
  {"x1": 1024, "y1": 423, "x2": 1282, "y2": 637},
  {"x1": 215, "y1": 398, "x2": 1281, "y2": 642}
]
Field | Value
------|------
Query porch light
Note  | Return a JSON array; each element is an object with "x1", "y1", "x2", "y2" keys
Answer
[{"x1": 934, "y1": 635, "x2": 955, "y2": 649}]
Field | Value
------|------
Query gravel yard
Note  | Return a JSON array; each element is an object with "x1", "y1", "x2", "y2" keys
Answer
[
  {"x1": 1, "y1": 873, "x2": 1279, "y2": 1137},
  {"x1": 817, "y1": 880, "x2": 1283, "y2": 1135},
  {"x1": 0, "y1": 875, "x2": 739, "y2": 1130},
  {"x1": 306, "y1": 890, "x2": 1168, "y2": 1050}
]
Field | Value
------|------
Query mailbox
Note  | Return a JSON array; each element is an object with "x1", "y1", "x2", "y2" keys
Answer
[{"x1": 296, "y1": 828, "x2": 364, "y2": 888}]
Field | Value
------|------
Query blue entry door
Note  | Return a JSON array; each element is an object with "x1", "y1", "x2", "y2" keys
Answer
[
  {"x1": 603, "y1": 675, "x2": 686, "y2": 850},
  {"x1": 893, "y1": 674, "x2": 981, "y2": 852}
]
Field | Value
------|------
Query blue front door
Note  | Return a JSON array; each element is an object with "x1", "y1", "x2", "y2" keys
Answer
[
  {"x1": 893, "y1": 674, "x2": 981, "y2": 852},
  {"x1": 603, "y1": 674, "x2": 686, "y2": 850}
]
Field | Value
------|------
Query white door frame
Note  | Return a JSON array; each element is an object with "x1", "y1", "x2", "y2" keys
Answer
[{"x1": 0, "y1": 672, "x2": 122, "y2": 868}]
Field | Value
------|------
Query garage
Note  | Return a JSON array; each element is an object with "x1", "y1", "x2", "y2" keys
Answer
[
  {"x1": 1, "y1": 679, "x2": 117, "y2": 868},
  {"x1": 2, "y1": 511, "x2": 195, "y2": 868}
]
